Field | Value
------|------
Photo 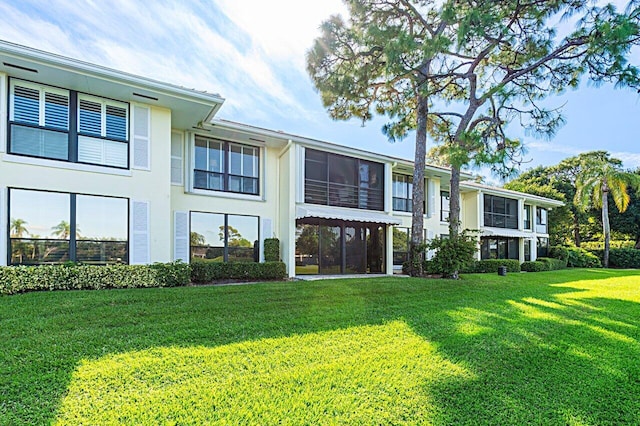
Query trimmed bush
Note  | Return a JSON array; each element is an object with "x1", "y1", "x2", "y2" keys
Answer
[
  {"x1": 264, "y1": 238, "x2": 281, "y2": 262},
  {"x1": 463, "y1": 259, "x2": 521, "y2": 273},
  {"x1": 537, "y1": 257, "x2": 566, "y2": 271},
  {"x1": 0, "y1": 262, "x2": 190, "y2": 296},
  {"x1": 549, "y1": 246, "x2": 569, "y2": 264},
  {"x1": 521, "y1": 261, "x2": 548, "y2": 272},
  {"x1": 426, "y1": 231, "x2": 478, "y2": 278},
  {"x1": 607, "y1": 248, "x2": 640, "y2": 268},
  {"x1": 567, "y1": 247, "x2": 601, "y2": 268},
  {"x1": 190, "y1": 261, "x2": 287, "y2": 283}
]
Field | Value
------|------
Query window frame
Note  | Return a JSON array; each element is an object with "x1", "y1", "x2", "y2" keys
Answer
[
  {"x1": 189, "y1": 211, "x2": 260, "y2": 263},
  {"x1": 7, "y1": 78, "x2": 130, "y2": 170},
  {"x1": 392, "y1": 173, "x2": 413, "y2": 212},
  {"x1": 536, "y1": 207, "x2": 548, "y2": 233},
  {"x1": 192, "y1": 136, "x2": 261, "y2": 196},
  {"x1": 483, "y1": 194, "x2": 519, "y2": 229},
  {"x1": 7, "y1": 187, "x2": 130, "y2": 265},
  {"x1": 440, "y1": 190, "x2": 450, "y2": 222}
]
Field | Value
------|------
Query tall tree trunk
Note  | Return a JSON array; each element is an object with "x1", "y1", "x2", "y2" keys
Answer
[
  {"x1": 573, "y1": 214, "x2": 581, "y2": 247},
  {"x1": 448, "y1": 165, "x2": 462, "y2": 279},
  {"x1": 408, "y1": 92, "x2": 429, "y2": 276},
  {"x1": 602, "y1": 186, "x2": 610, "y2": 268}
]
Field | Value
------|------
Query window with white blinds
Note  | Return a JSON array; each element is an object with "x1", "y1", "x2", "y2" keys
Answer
[{"x1": 8, "y1": 78, "x2": 129, "y2": 169}]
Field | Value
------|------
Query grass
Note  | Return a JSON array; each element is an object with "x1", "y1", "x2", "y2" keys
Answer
[{"x1": 1, "y1": 269, "x2": 639, "y2": 425}]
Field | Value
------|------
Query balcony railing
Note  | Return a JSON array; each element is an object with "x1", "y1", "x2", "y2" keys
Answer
[
  {"x1": 304, "y1": 178, "x2": 384, "y2": 211},
  {"x1": 194, "y1": 169, "x2": 259, "y2": 195}
]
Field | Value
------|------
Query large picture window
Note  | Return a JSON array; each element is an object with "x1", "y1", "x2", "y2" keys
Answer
[
  {"x1": 193, "y1": 136, "x2": 259, "y2": 195},
  {"x1": 190, "y1": 212, "x2": 259, "y2": 262},
  {"x1": 304, "y1": 149, "x2": 384, "y2": 211},
  {"x1": 8, "y1": 188, "x2": 128, "y2": 265},
  {"x1": 8, "y1": 79, "x2": 129, "y2": 168},
  {"x1": 536, "y1": 207, "x2": 548, "y2": 234},
  {"x1": 484, "y1": 194, "x2": 518, "y2": 229},
  {"x1": 480, "y1": 237, "x2": 519, "y2": 260}
]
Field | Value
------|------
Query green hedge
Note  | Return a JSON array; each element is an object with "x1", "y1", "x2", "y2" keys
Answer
[
  {"x1": 521, "y1": 261, "x2": 548, "y2": 272},
  {"x1": 0, "y1": 262, "x2": 190, "y2": 296},
  {"x1": 549, "y1": 246, "x2": 569, "y2": 264},
  {"x1": 588, "y1": 248, "x2": 640, "y2": 268},
  {"x1": 264, "y1": 238, "x2": 280, "y2": 262},
  {"x1": 537, "y1": 257, "x2": 566, "y2": 270},
  {"x1": 463, "y1": 259, "x2": 521, "y2": 274},
  {"x1": 191, "y1": 261, "x2": 287, "y2": 283},
  {"x1": 566, "y1": 247, "x2": 601, "y2": 268}
]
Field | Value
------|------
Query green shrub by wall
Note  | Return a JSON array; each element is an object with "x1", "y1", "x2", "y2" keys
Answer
[
  {"x1": 521, "y1": 261, "x2": 548, "y2": 272},
  {"x1": 190, "y1": 261, "x2": 287, "y2": 283},
  {"x1": 536, "y1": 257, "x2": 566, "y2": 271},
  {"x1": 549, "y1": 246, "x2": 569, "y2": 264},
  {"x1": 463, "y1": 259, "x2": 521, "y2": 273},
  {"x1": 264, "y1": 238, "x2": 281, "y2": 262},
  {"x1": 0, "y1": 262, "x2": 190, "y2": 296}
]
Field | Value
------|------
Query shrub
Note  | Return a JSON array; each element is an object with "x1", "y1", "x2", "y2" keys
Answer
[
  {"x1": 566, "y1": 247, "x2": 601, "y2": 268},
  {"x1": 607, "y1": 248, "x2": 640, "y2": 268},
  {"x1": 581, "y1": 240, "x2": 635, "y2": 250},
  {"x1": 190, "y1": 261, "x2": 287, "y2": 283},
  {"x1": 549, "y1": 246, "x2": 569, "y2": 264},
  {"x1": 0, "y1": 262, "x2": 190, "y2": 296},
  {"x1": 426, "y1": 231, "x2": 478, "y2": 278},
  {"x1": 521, "y1": 261, "x2": 548, "y2": 272},
  {"x1": 463, "y1": 259, "x2": 521, "y2": 273},
  {"x1": 264, "y1": 238, "x2": 281, "y2": 262},
  {"x1": 537, "y1": 257, "x2": 566, "y2": 271}
]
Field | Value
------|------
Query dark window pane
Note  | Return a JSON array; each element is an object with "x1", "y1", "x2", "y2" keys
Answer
[
  {"x1": 13, "y1": 85, "x2": 40, "y2": 124},
  {"x1": 79, "y1": 99, "x2": 102, "y2": 136},
  {"x1": 105, "y1": 105, "x2": 127, "y2": 140},
  {"x1": 319, "y1": 225, "x2": 342, "y2": 274},
  {"x1": 227, "y1": 215, "x2": 259, "y2": 262},
  {"x1": 75, "y1": 195, "x2": 128, "y2": 264},
  {"x1": 296, "y1": 224, "x2": 319, "y2": 275},
  {"x1": 190, "y1": 212, "x2": 225, "y2": 262}
]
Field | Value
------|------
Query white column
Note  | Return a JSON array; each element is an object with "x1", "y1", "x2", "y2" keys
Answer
[{"x1": 386, "y1": 225, "x2": 393, "y2": 275}]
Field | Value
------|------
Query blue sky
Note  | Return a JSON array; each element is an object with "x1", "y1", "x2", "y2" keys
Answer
[{"x1": 2, "y1": 0, "x2": 639, "y2": 182}]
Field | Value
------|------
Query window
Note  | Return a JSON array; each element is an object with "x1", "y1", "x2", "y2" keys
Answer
[
  {"x1": 524, "y1": 204, "x2": 532, "y2": 230},
  {"x1": 190, "y1": 212, "x2": 259, "y2": 262},
  {"x1": 393, "y1": 227, "x2": 410, "y2": 265},
  {"x1": 392, "y1": 174, "x2": 412, "y2": 212},
  {"x1": 8, "y1": 79, "x2": 129, "y2": 168},
  {"x1": 484, "y1": 195, "x2": 518, "y2": 229},
  {"x1": 193, "y1": 136, "x2": 259, "y2": 195},
  {"x1": 480, "y1": 237, "x2": 519, "y2": 260},
  {"x1": 304, "y1": 149, "x2": 384, "y2": 211},
  {"x1": 537, "y1": 237, "x2": 549, "y2": 258},
  {"x1": 440, "y1": 191, "x2": 450, "y2": 222},
  {"x1": 536, "y1": 207, "x2": 548, "y2": 233},
  {"x1": 524, "y1": 239, "x2": 531, "y2": 261},
  {"x1": 8, "y1": 188, "x2": 128, "y2": 265}
]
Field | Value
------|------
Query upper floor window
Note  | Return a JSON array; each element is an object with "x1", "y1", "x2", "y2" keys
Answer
[
  {"x1": 524, "y1": 204, "x2": 532, "y2": 230},
  {"x1": 484, "y1": 194, "x2": 518, "y2": 229},
  {"x1": 193, "y1": 136, "x2": 259, "y2": 195},
  {"x1": 536, "y1": 207, "x2": 548, "y2": 234},
  {"x1": 8, "y1": 79, "x2": 129, "y2": 168},
  {"x1": 392, "y1": 174, "x2": 412, "y2": 212},
  {"x1": 440, "y1": 190, "x2": 450, "y2": 222},
  {"x1": 304, "y1": 148, "x2": 384, "y2": 211}
]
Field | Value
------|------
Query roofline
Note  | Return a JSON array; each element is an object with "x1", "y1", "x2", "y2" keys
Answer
[
  {"x1": 461, "y1": 182, "x2": 565, "y2": 207},
  {"x1": 0, "y1": 40, "x2": 225, "y2": 110},
  {"x1": 210, "y1": 118, "x2": 474, "y2": 179}
]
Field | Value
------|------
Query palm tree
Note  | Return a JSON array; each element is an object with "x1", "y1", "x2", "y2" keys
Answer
[
  {"x1": 10, "y1": 218, "x2": 29, "y2": 238},
  {"x1": 575, "y1": 152, "x2": 640, "y2": 268},
  {"x1": 51, "y1": 220, "x2": 71, "y2": 239}
]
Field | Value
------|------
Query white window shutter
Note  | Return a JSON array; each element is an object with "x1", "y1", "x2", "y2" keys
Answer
[
  {"x1": 0, "y1": 74, "x2": 7, "y2": 153},
  {"x1": 426, "y1": 230, "x2": 436, "y2": 260},
  {"x1": 130, "y1": 200, "x2": 150, "y2": 264},
  {"x1": 0, "y1": 187, "x2": 6, "y2": 265},
  {"x1": 427, "y1": 179, "x2": 437, "y2": 218},
  {"x1": 132, "y1": 105, "x2": 150, "y2": 170},
  {"x1": 174, "y1": 211, "x2": 189, "y2": 262},
  {"x1": 171, "y1": 132, "x2": 183, "y2": 185}
]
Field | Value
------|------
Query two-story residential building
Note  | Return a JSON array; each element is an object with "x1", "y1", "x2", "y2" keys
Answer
[{"x1": 0, "y1": 41, "x2": 562, "y2": 277}]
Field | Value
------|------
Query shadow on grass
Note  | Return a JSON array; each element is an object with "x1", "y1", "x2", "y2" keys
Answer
[{"x1": 1, "y1": 269, "x2": 639, "y2": 424}]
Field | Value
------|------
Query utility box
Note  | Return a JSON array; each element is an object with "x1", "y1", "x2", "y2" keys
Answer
[{"x1": 498, "y1": 266, "x2": 507, "y2": 276}]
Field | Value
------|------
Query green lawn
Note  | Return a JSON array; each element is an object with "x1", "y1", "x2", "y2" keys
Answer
[{"x1": 2, "y1": 269, "x2": 640, "y2": 425}]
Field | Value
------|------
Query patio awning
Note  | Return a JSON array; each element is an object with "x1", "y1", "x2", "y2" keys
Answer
[
  {"x1": 296, "y1": 205, "x2": 401, "y2": 225},
  {"x1": 481, "y1": 228, "x2": 535, "y2": 239}
]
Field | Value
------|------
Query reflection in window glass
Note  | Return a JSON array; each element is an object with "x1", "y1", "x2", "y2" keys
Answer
[
  {"x1": 295, "y1": 224, "x2": 319, "y2": 275},
  {"x1": 76, "y1": 195, "x2": 128, "y2": 264},
  {"x1": 228, "y1": 215, "x2": 259, "y2": 262},
  {"x1": 190, "y1": 212, "x2": 225, "y2": 262},
  {"x1": 10, "y1": 189, "x2": 71, "y2": 265}
]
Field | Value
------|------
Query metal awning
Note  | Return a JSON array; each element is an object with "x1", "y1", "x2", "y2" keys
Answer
[
  {"x1": 481, "y1": 228, "x2": 536, "y2": 238},
  {"x1": 296, "y1": 205, "x2": 401, "y2": 225}
]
